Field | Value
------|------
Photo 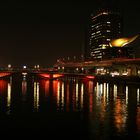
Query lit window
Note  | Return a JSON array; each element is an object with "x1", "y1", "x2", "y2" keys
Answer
[
  {"x1": 102, "y1": 44, "x2": 106, "y2": 49},
  {"x1": 107, "y1": 22, "x2": 111, "y2": 24},
  {"x1": 96, "y1": 31, "x2": 100, "y2": 34},
  {"x1": 94, "y1": 50, "x2": 100, "y2": 53},
  {"x1": 107, "y1": 30, "x2": 110, "y2": 32},
  {"x1": 91, "y1": 33, "x2": 95, "y2": 35}
]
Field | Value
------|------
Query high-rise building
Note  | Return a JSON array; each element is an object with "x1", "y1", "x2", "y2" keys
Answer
[{"x1": 85, "y1": 8, "x2": 123, "y2": 60}]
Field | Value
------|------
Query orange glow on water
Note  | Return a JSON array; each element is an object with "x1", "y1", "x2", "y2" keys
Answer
[
  {"x1": 114, "y1": 99, "x2": 127, "y2": 132},
  {"x1": 44, "y1": 80, "x2": 50, "y2": 97}
]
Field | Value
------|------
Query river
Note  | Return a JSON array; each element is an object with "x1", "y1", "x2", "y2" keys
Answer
[{"x1": 0, "y1": 73, "x2": 140, "y2": 139}]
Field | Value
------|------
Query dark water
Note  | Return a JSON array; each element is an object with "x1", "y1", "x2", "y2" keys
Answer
[{"x1": 0, "y1": 73, "x2": 140, "y2": 139}]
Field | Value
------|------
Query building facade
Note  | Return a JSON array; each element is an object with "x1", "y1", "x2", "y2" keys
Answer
[{"x1": 85, "y1": 8, "x2": 123, "y2": 60}]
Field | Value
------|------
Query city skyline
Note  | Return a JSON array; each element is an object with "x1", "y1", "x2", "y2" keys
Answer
[{"x1": 0, "y1": 0, "x2": 140, "y2": 67}]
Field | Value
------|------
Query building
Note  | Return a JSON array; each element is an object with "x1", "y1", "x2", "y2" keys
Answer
[{"x1": 85, "y1": 8, "x2": 123, "y2": 60}]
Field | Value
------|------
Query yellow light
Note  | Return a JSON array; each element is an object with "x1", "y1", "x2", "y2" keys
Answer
[
  {"x1": 76, "y1": 82, "x2": 79, "y2": 108},
  {"x1": 102, "y1": 44, "x2": 106, "y2": 49},
  {"x1": 57, "y1": 81, "x2": 60, "y2": 107},
  {"x1": 81, "y1": 83, "x2": 84, "y2": 109},
  {"x1": 110, "y1": 35, "x2": 138, "y2": 47},
  {"x1": 7, "y1": 83, "x2": 11, "y2": 108},
  {"x1": 61, "y1": 82, "x2": 64, "y2": 109},
  {"x1": 34, "y1": 82, "x2": 39, "y2": 111},
  {"x1": 111, "y1": 38, "x2": 128, "y2": 47}
]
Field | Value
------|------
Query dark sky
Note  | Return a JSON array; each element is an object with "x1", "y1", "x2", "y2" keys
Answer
[{"x1": 0, "y1": 0, "x2": 140, "y2": 67}]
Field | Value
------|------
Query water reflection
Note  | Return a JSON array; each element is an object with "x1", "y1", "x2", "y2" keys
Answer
[
  {"x1": 22, "y1": 76, "x2": 27, "y2": 101},
  {"x1": 0, "y1": 75, "x2": 140, "y2": 139},
  {"x1": 39, "y1": 79, "x2": 85, "y2": 112},
  {"x1": 137, "y1": 88, "x2": 140, "y2": 133},
  {"x1": 88, "y1": 81, "x2": 140, "y2": 139},
  {"x1": 126, "y1": 86, "x2": 128, "y2": 105},
  {"x1": 56, "y1": 80, "x2": 64, "y2": 111},
  {"x1": 0, "y1": 78, "x2": 12, "y2": 114},
  {"x1": 34, "y1": 82, "x2": 39, "y2": 111},
  {"x1": 7, "y1": 77, "x2": 12, "y2": 114},
  {"x1": 114, "y1": 98, "x2": 127, "y2": 133},
  {"x1": 137, "y1": 88, "x2": 140, "y2": 105}
]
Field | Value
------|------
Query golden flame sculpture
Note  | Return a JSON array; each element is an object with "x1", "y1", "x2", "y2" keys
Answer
[{"x1": 110, "y1": 35, "x2": 138, "y2": 47}]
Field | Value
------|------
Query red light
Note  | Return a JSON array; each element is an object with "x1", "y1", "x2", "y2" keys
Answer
[
  {"x1": 86, "y1": 75, "x2": 95, "y2": 79},
  {"x1": 0, "y1": 80, "x2": 7, "y2": 94},
  {"x1": 53, "y1": 74, "x2": 63, "y2": 78},
  {"x1": 39, "y1": 73, "x2": 64, "y2": 79},
  {"x1": 0, "y1": 73, "x2": 11, "y2": 78},
  {"x1": 39, "y1": 74, "x2": 50, "y2": 78}
]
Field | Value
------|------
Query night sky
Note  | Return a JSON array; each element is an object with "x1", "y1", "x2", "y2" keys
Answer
[{"x1": 0, "y1": 0, "x2": 140, "y2": 67}]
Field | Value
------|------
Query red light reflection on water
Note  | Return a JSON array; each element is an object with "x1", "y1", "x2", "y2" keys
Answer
[
  {"x1": 0, "y1": 80, "x2": 7, "y2": 94},
  {"x1": 44, "y1": 80, "x2": 50, "y2": 97},
  {"x1": 40, "y1": 79, "x2": 85, "y2": 111}
]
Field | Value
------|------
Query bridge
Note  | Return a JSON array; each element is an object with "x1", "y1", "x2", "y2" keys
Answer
[
  {"x1": 0, "y1": 67, "x2": 96, "y2": 80},
  {"x1": 0, "y1": 58, "x2": 140, "y2": 79},
  {"x1": 53, "y1": 58, "x2": 140, "y2": 76}
]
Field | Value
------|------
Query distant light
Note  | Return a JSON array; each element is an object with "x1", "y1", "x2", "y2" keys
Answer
[
  {"x1": 122, "y1": 72, "x2": 128, "y2": 76},
  {"x1": 23, "y1": 66, "x2": 27, "y2": 69},
  {"x1": 103, "y1": 12, "x2": 108, "y2": 15},
  {"x1": 8, "y1": 64, "x2": 11, "y2": 68},
  {"x1": 110, "y1": 72, "x2": 120, "y2": 77},
  {"x1": 22, "y1": 72, "x2": 27, "y2": 76},
  {"x1": 76, "y1": 68, "x2": 79, "y2": 71}
]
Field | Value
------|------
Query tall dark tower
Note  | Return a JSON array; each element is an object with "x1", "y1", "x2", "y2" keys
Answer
[{"x1": 85, "y1": 5, "x2": 123, "y2": 60}]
